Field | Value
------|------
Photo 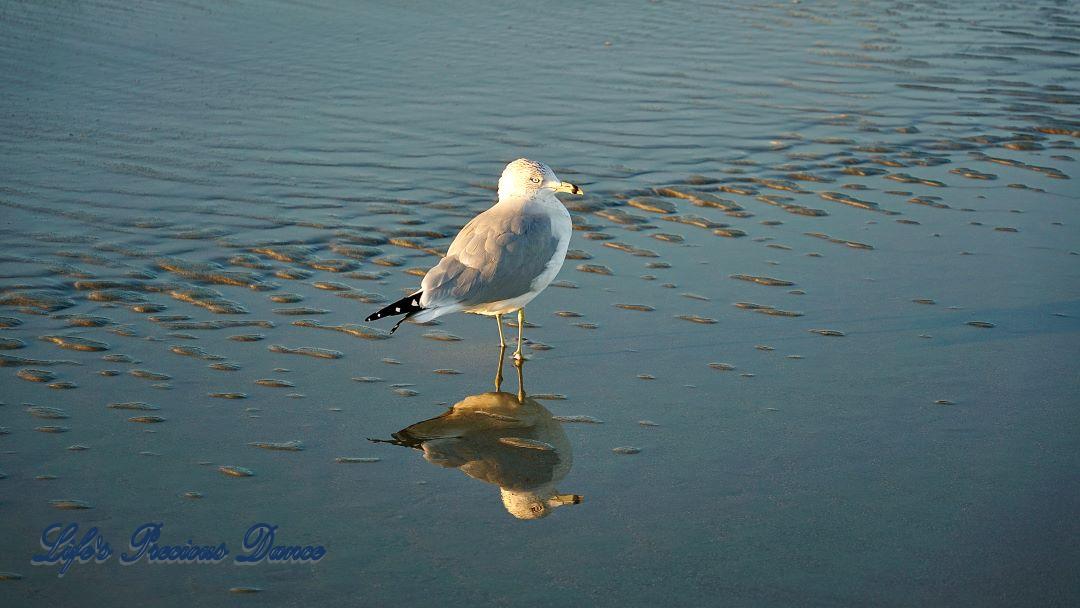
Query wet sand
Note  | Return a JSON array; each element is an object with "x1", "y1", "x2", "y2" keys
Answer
[{"x1": 1, "y1": 0, "x2": 1078, "y2": 606}]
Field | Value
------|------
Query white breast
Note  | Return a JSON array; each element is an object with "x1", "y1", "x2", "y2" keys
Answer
[{"x1": 528, "y1": 194, "x2": 572, "y2": 294}]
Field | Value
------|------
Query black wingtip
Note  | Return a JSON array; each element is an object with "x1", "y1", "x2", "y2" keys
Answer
[
  {"x1": 389, "y1": 312, "x2": 413, "y2": 334},
  {"x1": 365, "y1": 292, "x2": 423, "y2": 326}
]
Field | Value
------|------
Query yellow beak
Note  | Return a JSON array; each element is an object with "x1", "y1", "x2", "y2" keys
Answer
[
  {"x1": 553, "y1": 181, "x2": 583, "y2": 195},
  {"x1": 550, "y1": 494, "x2": 583, "y2": 506}
]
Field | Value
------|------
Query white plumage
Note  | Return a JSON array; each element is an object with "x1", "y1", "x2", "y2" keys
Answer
[{"x1": 366, "y1": 158, "x2": 582, "y2": 359}]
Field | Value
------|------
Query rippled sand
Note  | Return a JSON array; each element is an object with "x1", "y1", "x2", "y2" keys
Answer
[{"x1": 1, "y1": 1, "x2": 1078, "y2": 606}]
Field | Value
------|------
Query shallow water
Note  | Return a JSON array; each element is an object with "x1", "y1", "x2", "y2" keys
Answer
[{"x1": 1, "y1": 0, "x2": 1078, "y2": 605}]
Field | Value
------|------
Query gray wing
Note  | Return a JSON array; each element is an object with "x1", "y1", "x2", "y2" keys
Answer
[{"x1": 420, "y1": 208, "x2": 561, "y2": 308}]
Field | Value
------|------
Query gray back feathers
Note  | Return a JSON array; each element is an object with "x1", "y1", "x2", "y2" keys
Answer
[{"x1": 421, "y1": 205, "x2": 561, "y2": 309}]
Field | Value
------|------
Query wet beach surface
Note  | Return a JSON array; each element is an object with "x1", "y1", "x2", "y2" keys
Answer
[{"x1": 1, "y1": 0, "x2": 1078, "y2": 606}]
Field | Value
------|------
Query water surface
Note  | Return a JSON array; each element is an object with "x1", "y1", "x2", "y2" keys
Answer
[{"x1": 1, "y1": 0, "x2": 1078, "y2": 606}]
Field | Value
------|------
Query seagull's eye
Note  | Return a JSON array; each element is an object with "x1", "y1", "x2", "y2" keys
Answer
[{"x1": 530, "y1": 176, "x2": 541, "y2": 184}]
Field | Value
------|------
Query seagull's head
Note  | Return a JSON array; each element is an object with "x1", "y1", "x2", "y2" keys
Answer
[
  {"x1": 498, "y1": 158, "x2": 583, "y2": 201},
  {"x1": 500, "y1": 485, "x2": 583, "y2": 520}
]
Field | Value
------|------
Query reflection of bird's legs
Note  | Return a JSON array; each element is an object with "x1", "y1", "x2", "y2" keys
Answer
[
  {"x1": 494, "y1": 345, "x2": 506, "y2": 392},
  {"x1": 495, "y1": 313, "x2": 505, "y2": 348},
  {"x1": 513, "y1": 308, "x2": 525, "y2": 362},
  {"x1": 516, "y1": 354, "x2": 525, "y2": 403}
]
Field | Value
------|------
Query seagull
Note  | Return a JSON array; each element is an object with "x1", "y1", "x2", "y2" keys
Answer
[{"x1": 365, "y1": 158, "x2": 582, "y2": 360}]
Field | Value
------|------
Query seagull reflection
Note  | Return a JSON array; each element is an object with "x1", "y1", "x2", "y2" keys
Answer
[{"x1": 374, "y1": 349, "x2": 582, "y2": 519}]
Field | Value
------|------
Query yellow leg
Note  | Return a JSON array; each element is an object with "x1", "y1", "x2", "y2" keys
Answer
[
  {"x1": 495, "y1": 313, "x2": 505, "y2": 348},
  {"x1": 494, "y1": 345, "x2": 506, "y2": 392},
  {"x1": 513, "y1": 308, "x2": 525, "y2": 362}
]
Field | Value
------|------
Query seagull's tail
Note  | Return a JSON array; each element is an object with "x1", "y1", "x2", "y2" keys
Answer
[{"x1": 365, "y1": 292, "x2": 425, "y2": 334}]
